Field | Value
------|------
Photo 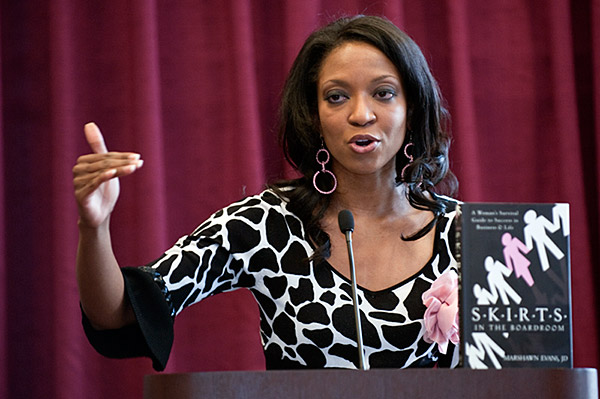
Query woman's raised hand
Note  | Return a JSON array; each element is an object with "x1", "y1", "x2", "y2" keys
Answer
[{"x1": 73, "y1": 123, "x2": 144, "y2": 228}]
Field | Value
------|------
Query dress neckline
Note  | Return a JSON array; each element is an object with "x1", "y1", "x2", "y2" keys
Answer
[{"x1": 318, "y1": 218, "x2": 442, "y2": 295}]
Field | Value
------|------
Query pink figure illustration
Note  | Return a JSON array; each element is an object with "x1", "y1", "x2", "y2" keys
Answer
[
  {"x1": 502, "y1": 232, "x2": 534, "y2": 286},
  {"x1": 523, "y1": 209, "x2": 564, "y2": 271}
]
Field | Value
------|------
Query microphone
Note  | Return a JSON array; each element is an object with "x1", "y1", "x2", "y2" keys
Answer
[{"x1": 338, "y1": 210, "x2": 367, "y2": 370}]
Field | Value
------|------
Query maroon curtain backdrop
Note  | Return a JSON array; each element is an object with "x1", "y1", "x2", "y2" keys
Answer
[{"x1": 1, "y1": 1, "x2": 598, "y2": 398}]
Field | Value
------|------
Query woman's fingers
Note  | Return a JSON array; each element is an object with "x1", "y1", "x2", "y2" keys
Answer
[
  {"x1": 75, "y1": 122, "x2": 143, "y2": 180},
  {"x1": 74, "y1": 153, "x2": 143, "y2": 175},
  {"x1": 73, "y1": 159, "x2": 143, "y2": 197},
  {"x1": 77, "y1": 151, "x2": 141, "y2": 163},
  {"x1": 84, "y1": 122, "x2": 109, "y2": 154},
  {"x1": 74, "y1": 169, "x2": 117, "y2": 201},
  {"x1": 74, "y1": 122, "x2": 143, "y2": 208},
  {"x1": 80, "y1": 122, "x2": 143, "y2": 172},
  {"x1": 73, "y1": 160, "x2": 142, "y2": 189},
  {"x1": 74, "y1": 123, "x2": 145, "y2": 228}
]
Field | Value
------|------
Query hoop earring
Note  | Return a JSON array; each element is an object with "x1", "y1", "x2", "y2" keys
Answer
[
  {"x1": 400, "y1": 141, "x2": 414, "y2": 182},
  {"x1": 312, "y1": 146, "x2": 337, "y2": 195}
]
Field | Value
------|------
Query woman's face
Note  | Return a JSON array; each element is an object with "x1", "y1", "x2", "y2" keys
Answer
[{"x1": 317, "y1": 41, "x2": 407, "y2": 181}]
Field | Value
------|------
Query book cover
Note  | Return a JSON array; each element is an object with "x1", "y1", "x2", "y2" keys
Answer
[{"x1": 458, "y1": 202, "x2": 572, "y2": 369}]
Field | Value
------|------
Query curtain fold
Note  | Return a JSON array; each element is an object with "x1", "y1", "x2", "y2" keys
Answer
[
  {"x1": 48, "y1": 3, "x2": 79, "y2": 399},
  {"x1": 0, "y1": 10, "x2": 6, "y2": 399},
  {"x1": 547, "y1": 0, "x2": 597, "y2": 366},
  {"x1": 592, "y1": 0, "x2": 600, "y2": 268},
  {"x1": 444, "y1": 0, "x2": 484, "y2": 198},
  {"x1": 2, "y1": 1, "x2": 598, "y2": 398}
]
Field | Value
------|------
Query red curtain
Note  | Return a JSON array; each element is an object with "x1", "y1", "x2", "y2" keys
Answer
[{"x1": 1, "y1": 1, "x2": 598, "y2": 397}]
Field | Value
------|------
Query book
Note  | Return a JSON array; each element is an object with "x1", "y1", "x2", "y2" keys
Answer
[{"x1": 457, "y1": 202, "x2": 572, "y2": 368}]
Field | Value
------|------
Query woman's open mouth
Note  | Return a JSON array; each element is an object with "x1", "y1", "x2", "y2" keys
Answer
[
  {"x1": 355, "y1": 139, "x2": 372, "y2": 146},
  {"x1": 349, "y1": 135, "x2": 380, "y2": 153}
]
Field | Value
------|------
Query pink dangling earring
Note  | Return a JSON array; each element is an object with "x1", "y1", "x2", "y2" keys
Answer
[
  {"x1": 312, "y1": 143, "x2": 337, "y2": 195},
  {"x1": 400, "y1": 141, "x2": 414, "y2": 182}
]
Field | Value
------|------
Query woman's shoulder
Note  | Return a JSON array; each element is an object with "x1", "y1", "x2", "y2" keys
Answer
[
  {"x1": 191, "y1": 188, "x2": 299, "y2": 234},
  {"x1": 224, "y1": 188, "x2": 294, "y2": 215},
  {"x1": 437, "y1": 194, "x2": 461, "y2": 206},
  {"x1": 434, "y1": 195, "x2": 462, "y2": 260},
  {"x1": 435, "y1": 195, "x2": 461, "y2": 220}
]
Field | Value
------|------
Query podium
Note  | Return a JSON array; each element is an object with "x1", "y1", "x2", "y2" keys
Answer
[{"x1": 144, "y1": 368, "x2": 598, "y2": 398}]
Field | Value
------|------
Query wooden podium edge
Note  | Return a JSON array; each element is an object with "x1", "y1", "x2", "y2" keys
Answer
[{"x1": 144, "y1": 368, "x2": 598, "y2": 399}]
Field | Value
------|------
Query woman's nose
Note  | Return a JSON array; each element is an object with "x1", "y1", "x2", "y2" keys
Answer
[{"x1": 348, "y1": 96, "x2": 376, "y2": 126}]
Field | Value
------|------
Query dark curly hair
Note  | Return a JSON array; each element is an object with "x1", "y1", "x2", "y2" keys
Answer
[{"x1": 271, "y1": 15, "x2": 458, "y2": 259}]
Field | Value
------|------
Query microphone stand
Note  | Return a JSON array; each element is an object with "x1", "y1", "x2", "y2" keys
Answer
[{"x1": 338, "y1": 210, "x2": 367, "y2": 370}]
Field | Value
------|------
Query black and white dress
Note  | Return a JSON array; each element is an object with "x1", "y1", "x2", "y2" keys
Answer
[{"x1": 83, "y1": 189, "x2": 459, "y2": 371}]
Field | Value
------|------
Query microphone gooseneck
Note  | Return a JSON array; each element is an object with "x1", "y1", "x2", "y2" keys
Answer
[{"x1": 337, "y1": 209, "x2": 367, "y2": 370}]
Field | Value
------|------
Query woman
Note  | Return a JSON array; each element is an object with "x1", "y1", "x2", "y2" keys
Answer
[{"x1": 74, "y1": 15, "x2": 459, "y2": 371}]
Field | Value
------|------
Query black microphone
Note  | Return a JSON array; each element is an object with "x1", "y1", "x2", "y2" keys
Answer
[
  {"x1": 338, "y1": 209, "x2": 354, "y2": 234},
  {"x1": 338, "y1": 210, "x2": 366, "y2": 370}
]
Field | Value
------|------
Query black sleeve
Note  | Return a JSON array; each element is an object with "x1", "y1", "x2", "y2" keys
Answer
[{"x1": 81, "y1": 267, "x2": 175, "y2": 371}]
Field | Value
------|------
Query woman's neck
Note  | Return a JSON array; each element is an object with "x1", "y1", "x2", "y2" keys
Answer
[
  {"x1": 321, "y1": 164, "x2": 435, "y2": 239},
  {"x1": 327, "y1": 169, "x2": 410, "y2": 218}
]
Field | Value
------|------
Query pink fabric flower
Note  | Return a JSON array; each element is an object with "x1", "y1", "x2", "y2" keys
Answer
[{"x1": 422, "y1": 270, "x2": 459, "y2": 354}]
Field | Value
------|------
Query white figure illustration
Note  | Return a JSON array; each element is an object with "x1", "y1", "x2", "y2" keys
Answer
[
  {"x1": 523, "y1": 209, "x2": 564, "y2": 271},
  {"x1": 473, "y1": 284, "x2": 494, "y2": 305},
  {"x1": 552, "y1": 203, "x2": 570, "y2": 236},
  {"x1": 465, "y1": 332, "x2": 505, "y2": 369},
  {"x1": 473, "y1": 256, "x2": 522, "y2": 305}
]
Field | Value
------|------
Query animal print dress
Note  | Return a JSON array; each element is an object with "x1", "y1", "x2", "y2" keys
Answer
[{"x1": 82, "y1": 189, "x2": 459, "y2": 371}]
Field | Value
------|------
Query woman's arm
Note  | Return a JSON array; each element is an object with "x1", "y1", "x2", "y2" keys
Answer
[{"x1": 73, "y1": 123, "x2": 143, "y2": 330}]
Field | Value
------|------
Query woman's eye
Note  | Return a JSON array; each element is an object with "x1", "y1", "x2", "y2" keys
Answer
[
  {"x1": 325, "y1": 92, "x2": 347, "y2": 104},
  {"x1": 374, "y1": 89, "x2": 396, "y2": 100}
]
